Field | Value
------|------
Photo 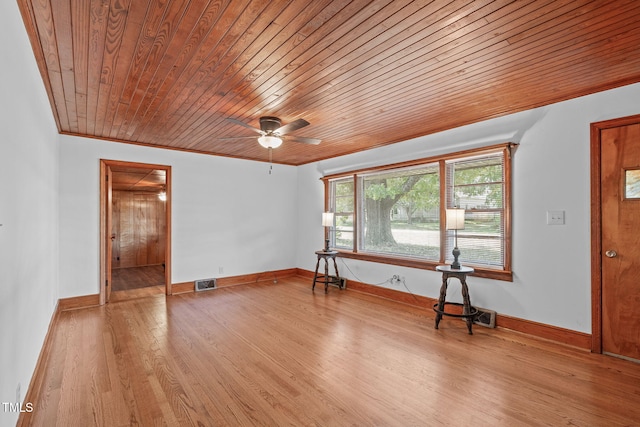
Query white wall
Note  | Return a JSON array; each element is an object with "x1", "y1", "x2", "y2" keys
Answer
[
  {"x1": 58, "y1": 135, "x2": 299, "y2": 297},
  {"x1": 2, "y1": 0, "x2": 639, "y2": 420},
  {"x1": 297, "y1": 82, "x2": 640, "y2": 334},
  {"x1": 0, "y1": 2, "x2": 60, "y2": 426}
]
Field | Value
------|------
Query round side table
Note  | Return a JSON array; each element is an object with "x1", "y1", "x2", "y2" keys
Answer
[
  {"x1": 312, "y1": 250, "x2": 343, "y2": 293},
  {"x1": 433, "y1": 265, "x2": 478, "y2": 334}
]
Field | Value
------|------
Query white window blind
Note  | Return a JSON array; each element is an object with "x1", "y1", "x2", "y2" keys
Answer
[
  {"x1": 445, "y1": 153, "x2": 505, "y2": 268},
  {"x1": 329, "y1": 177, "x2": 354, "y2": 249}
]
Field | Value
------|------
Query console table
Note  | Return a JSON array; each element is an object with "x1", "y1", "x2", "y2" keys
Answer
[{"x1": 433, "y1": 265, "x2": 478, "y2": 334}]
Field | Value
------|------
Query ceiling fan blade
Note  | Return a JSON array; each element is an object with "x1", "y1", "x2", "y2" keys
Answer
[
  {"x1": 287, "y1": 135, "x2": 321, "y2": 145},
  {"x1": 226, "y1": 117, "x2": 262, "y2": 134},
  {"x1": 275, "y1": 118, "x2": 309, "y2": 135}
]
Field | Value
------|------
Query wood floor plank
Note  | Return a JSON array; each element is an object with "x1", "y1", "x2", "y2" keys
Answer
[
  {"x1": 111, "y1": 265, "x2": 165, "y2": 291},
  {"x1": 23, "y1": 276, "x2": 640, "y2": 426}
]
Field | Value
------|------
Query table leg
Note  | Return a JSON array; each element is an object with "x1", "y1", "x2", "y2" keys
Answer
[
  {"x1": 331, "y1": 256, "x2": 341, "y2": 288},
  {"x1": 312, "y1": 256, "x2": 321, "y2": 291},
  {"x1": 435, "y1": 274, "x2": 448, "y2": 329},
  {"x1": 323, "y1": 258, "x2": 330, "y2": 293},
  {"x1": 460, "y1": 277, "x2": 474, "y2": 335}
]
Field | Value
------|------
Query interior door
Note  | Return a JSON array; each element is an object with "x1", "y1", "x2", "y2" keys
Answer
[
  {"x1": 100, "y1": 159, "x2": 172, "y2": 301},
  {"x1": 600, "y1": 121, "x2": 640, "y2": 361},
  {"x1": 106, "y1": 165, "x2": 113, "y2": 303}
]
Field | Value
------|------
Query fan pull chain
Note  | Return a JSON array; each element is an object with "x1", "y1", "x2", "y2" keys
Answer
[{"x1": 268, "y1": 147, "x2": 273, "y2": 174}]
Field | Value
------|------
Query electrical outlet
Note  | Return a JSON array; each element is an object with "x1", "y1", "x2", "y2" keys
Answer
[
  {"x1": 546, "y1": 210, "x2": 565, "y2": 225},
  {"x1": 218, "y1": 266, "x2": 224, "y2": 274},
  {"x1": 390, "y1": 275, "x2": 402, "y2": 284}
]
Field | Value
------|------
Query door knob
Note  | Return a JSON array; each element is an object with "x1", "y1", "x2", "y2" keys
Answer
[{"x1": 605, "y1": 250, "x2": 617, "y2": 258}]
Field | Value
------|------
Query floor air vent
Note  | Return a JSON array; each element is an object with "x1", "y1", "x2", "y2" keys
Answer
[
  {"x1": 474, "y1": 307, "x2": 496, "y2": 328},
  {"x1": 195, "y1": 278, "x2": 217, "y2": 292},
  {"x1": 327, "y1": 276, "x2": 347, "y2": 289},
  {"x1": 337, "y1": 277, "x2": 347, "y2": 289}
]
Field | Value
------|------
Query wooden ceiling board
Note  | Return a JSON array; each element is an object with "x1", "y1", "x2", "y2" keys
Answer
[
  {"x1": 17, "y1": 0, "x2": 640, "y2": 165},
  {"x1": 143, "y1": 0, "x2": 361, "y2": 146},
  {"x1": 110, "y1": 167, "x2": 166, "y2": 192}
]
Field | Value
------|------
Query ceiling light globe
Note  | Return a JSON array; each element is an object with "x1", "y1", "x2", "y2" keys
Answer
[{"x1": 258, "y1": 135, "x2": 283, "y2": 148}]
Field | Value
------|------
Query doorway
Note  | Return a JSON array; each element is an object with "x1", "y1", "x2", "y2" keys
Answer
[
  {"x1": 591, "y1": 114, "x2": 640, "y2": 362},
  {"x1": 100, "y1": 160, "x2": 172, "y2": 303}
]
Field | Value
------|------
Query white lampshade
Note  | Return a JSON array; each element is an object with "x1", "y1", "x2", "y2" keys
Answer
[
  {"x1": 322, "y1": 212, "x2": 334, "y2": 227},
  {"x1": 258, "y1": 135, "x2": 283, "y2": 148},
  {"x1": 445, "y1": 208, "x2": 465, "y2": 230}
]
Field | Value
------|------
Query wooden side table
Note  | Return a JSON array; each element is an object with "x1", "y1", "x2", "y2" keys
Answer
[
  {"x1": 312, "y1": 250, "x2": 342, "y2": 293},
  {"x1": 433, "y1": 265, "x2": 478, "y2": 334}
]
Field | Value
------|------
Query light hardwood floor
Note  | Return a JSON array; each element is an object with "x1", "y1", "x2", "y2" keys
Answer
[{"x1": 22, "y1": 277, "x2": 640, "y2": 426}]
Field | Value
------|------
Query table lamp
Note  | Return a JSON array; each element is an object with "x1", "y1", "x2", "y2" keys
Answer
[
  {"x1": 322, "y1": 212, "x2": 334, "y2": 251},
  {"x1": 446, "y1": 208, "x2": 465, "y2": 269}
]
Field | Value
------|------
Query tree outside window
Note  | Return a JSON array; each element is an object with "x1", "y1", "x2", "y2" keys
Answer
[{"x1": 359, "y1": 164, "x2": 439, "y2": 258}]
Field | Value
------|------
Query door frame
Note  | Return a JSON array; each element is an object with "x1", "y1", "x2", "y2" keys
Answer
[
  {"x1": 99, "y1": 159, "x2": 172, "y2": 304},
  {"x1": 590, "y1": 113, "x2": 640, "y2": 353}
]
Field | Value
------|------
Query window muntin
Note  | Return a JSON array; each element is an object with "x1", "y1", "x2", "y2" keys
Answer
[{"x1": 324, "y1": 144, "x2": 513, "y2": 277}]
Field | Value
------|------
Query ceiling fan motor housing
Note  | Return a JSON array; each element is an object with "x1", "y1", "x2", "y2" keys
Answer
[{"x1": 260, "y1": 116, "x2": 282, "y2": 133}]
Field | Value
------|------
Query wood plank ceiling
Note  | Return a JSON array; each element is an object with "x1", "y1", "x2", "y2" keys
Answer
[
  {"x1": 110, "y1": 166, "x2": 166, "y2": 192},
  {"x1": 17, "y1": 0, "x2": 640, "y2": 165}
]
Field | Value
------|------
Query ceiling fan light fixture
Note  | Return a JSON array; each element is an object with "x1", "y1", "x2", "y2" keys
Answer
[{"x1": 258, "y1": 135, "x2": 283, "y2": 148}]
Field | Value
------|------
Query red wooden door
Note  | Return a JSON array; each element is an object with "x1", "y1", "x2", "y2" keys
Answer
[{"x1": 600, "y1": 122, "x2": 640, "y2": 361}]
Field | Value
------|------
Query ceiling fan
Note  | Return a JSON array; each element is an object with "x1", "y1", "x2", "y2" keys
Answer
[{"x1": 224, "y1": 116, "x2": 321, "y2": 149}]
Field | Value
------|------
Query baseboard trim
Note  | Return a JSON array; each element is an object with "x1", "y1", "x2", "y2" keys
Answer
[
  {"x1": 172, "y1": 268, "x2": 299, "y2": 295},
  {"x1": 58, "y1": 294, "x2": 101, "y2": 311},
  {"x1": 171, "y1": 281, "x2": 194, "y2": 294},
  {"x1": 301, "y1": 268, "x2": 438, "y2": 309},
  {"x1": 218, "y1": 268, "x2": 298, "y2": 287},
  {"x1": 496, "y1": 315, "x2": 591, "y2": 349},
  {"x1": 296, "y1": 269, "x2": 591, "y2": 350},
  {"x1": 17, "y1": 302, "x2": 61, "y2": 426},
  {"x1": 57, "y1": 269, "x2": 301, "y2": 303}
]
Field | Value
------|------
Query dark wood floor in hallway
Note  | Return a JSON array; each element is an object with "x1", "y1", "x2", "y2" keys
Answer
[
  {"x1": 110, "y1": 265, "x2": 166, "y2": 302},
  {"x1": 21, "y1": 277, "x2": 640, "y2": 426},
  {"x1": 111, "y1": 265, "x2": 165, "y2": 291}
]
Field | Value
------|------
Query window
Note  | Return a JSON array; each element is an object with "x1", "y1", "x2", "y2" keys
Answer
[
  {"x1": 446, "y1": 153, "x2": 505, "y2": 268},
  {"x1": 331, "y1": 177, "x2": 354, "y2": 249},
  {"x1": 358, "y1": 163, "x2": 440, "y2": 258},
  {"x1": 324, "y1": 143, "x2": 514, "y2": 281}
]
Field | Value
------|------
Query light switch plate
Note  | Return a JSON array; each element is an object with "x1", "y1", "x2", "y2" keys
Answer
[{"x1": 546, "y1": 210, "x2": 565, "y2": 225}]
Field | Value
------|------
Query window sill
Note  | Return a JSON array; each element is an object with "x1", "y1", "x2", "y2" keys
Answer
[{"x1": 333, "y1": 250, "x2": 513, "y2": 282}]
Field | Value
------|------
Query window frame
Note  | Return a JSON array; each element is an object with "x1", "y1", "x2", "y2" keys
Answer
[
  {"x1": 322, "y1": 143, "x2": 516, "y2": 281},
  {"x1": 329, "y1": 176, "x2": 356, "y2": 250}
]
